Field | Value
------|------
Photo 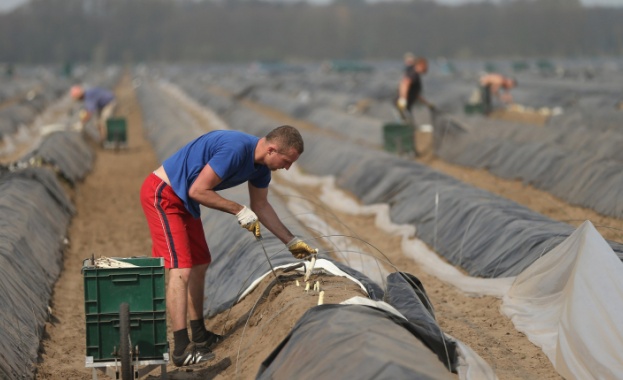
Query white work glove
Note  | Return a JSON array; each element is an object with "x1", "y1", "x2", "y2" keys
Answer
[
  {"x1": 236, "y1": 206, "x2": 261, "y2": 238},
  {"x1": 286, "y1": 237, "x2": 318, "y2": 260},
  {"x1": 397, "y1": 97, "x2": 407, "y2": 111}
]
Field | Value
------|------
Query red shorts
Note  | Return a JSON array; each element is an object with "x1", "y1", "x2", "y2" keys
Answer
[{"x1": 140, "y1": 173, "x2": 211, "y2": 269}]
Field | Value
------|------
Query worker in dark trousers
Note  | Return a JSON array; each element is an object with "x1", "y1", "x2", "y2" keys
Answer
[
  {"x1": 395, "y1": 56, "x2": 436, "y2": 125},
  {"x1": 393, "y1": 56, "x2": 436, "y2": 157}
]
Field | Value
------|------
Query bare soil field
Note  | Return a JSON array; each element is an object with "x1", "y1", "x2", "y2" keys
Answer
[{"x1": 35, "y1": 75, "x2": 622, "y2": 379}]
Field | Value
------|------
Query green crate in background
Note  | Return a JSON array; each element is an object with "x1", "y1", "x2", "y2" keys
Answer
[
  {"x1": 83, "y1": 257, "x2": 165, "y2": 315},
  {"x1": 464, "y1": 103, "x2": 486, "y2": 115},
  {"x1": 106, "y1": 117, "x2": 127, "y2": 143},
  {"x1": 382, "y1": 123, "x2": 415, "y2": 155},
  {"x1": 86, "y1": 311, "x2": 168, "y2": 361}
]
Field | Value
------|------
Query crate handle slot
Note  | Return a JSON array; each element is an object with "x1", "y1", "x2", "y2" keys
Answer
[
  {"x1": 113, "y1": 318, "x2": 142, "y2": 328},
  {"x1": 111, "y1": 274, "x2": 139, "y2": 283}
]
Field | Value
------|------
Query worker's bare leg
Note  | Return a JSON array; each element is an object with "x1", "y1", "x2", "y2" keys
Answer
[
  {"x1": 98, "y1": 121, "x2": 106, "y2": 143},
  {"x1": 100, "y1": 101, "x2": 116, "y2": 143},
  {"x1": 187, "y1": 263, "x2": 209, "y2": 320},
  {"x1": 168, "y1": 267, "x2": 192, "y2": 331},
  {"x1": 168, "y1": 265, "x2": 215, "y2": 362}
]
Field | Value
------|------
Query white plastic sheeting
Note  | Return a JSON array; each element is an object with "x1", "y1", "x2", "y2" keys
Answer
[
  {"x1": 283, "y1": 164, "x2": 623, "y2": 379},
  {"x1": 138, "y1": 81, "x2": 455, "y2": 377},
  {"x1": 277, "y1": 165, "x2": 515, "y2": 297},
  {"x1": 237, "y1": 259, "x2": 371, "y2": 302},
  {"x1": 501, "y1": 221, "x2": 623, "y2": 380},
  {"x1": 271, "y1": 180, "x2": 391, "y2": 287},
  {"x1": 277, "y1": 152, "x2": 623, "y2": 379},
  {"x1": 165, "y1": 71, "x2": 623, "y2": 379}
]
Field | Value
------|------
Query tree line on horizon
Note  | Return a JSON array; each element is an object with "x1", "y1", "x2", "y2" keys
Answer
[{"x1": 0, "y1": 0, "x2": 621, "y2": 64}]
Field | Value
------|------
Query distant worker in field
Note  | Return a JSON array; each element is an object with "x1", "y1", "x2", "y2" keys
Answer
[
  {"x1": 479, "y1": 73, "x2": 517, "y2": 115},
  {"x1": 70, "y1": 85, "x2": 116, "y2": 142},
  {"x1": 402, "y1": 52, "x2": 416, "y2": 72},
  {"x1": 140, "y1": 125, "x2": 318, "y2": 367},
  {"x1": 395, "y1": 56, "x2": 436, "y2": 126}
]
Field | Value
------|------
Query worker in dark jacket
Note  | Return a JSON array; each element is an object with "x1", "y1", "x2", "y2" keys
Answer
[{"x1": 395, "y1": 56, "x2": 436, "y2": 125}]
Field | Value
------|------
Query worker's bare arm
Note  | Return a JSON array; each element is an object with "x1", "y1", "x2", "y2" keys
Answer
[
  {"x1": 188, "y1": 163, "x2": 242, "y2": 215},
  {"x1": 248, "y1": 183, "x2": 294, "y2": 244}
]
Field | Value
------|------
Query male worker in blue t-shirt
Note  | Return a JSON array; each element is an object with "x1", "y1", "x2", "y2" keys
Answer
[
  {"x1": 140, "y1": 125, "x2": 318, "y2": 367},
  {"x1": 70, "y1": 85, "x2": 116, "y2": 142}
]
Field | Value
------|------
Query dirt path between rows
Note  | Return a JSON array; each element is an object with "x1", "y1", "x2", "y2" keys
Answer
[
  {"x1": 33, "y1": 75, "x2": 587, "y2": 379},
  {"x1": 36, "y1": 74, "x2": 159, "y2": 379}
]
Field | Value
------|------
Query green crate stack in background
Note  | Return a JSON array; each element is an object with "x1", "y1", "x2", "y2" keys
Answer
[
  {"x1": 382, "y1": 123, "x2": 415, "y2": 155},
  {"x1": 105, "y1": 117, "x2": 128, "y2": 145},
  {"x1": 83, "y1": 257, "x2": 167, "y2": 361}
]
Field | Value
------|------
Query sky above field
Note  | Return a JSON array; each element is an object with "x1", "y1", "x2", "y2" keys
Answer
[{"x1": 0, "y1": 0, "x2": 622, "y2": 12}]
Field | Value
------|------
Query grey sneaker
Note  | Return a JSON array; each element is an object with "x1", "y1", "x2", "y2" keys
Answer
[
  {"x1": 194, "y1": 331, "x2": 223, "y2": 350},
  {"x1": 172, "y1": 343, "x2": 215, "y2": 367}
]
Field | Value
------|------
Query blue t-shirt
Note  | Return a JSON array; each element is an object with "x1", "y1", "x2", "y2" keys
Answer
[
  {"x1": 162, "y1": 130, "x2": 271, "y2": 218},
  {"x1": 84, "y1": 87, "x2": 115, "y2": 114}
]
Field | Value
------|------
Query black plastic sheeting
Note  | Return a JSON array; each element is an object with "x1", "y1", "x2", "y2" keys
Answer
[
  {"x1": 0, "y1": 82, "x2": 96, "y2": 378},
  {"x1": 0, "y1": 168, "x2": 74, "y2": 379},
  {"x1": 22, "y1": 131, "x2": 94, "y2": 185},
  {"x1": 209, "y1": 102, "x2": 623, "y2": 277},
  {"x1": 301, "y1": 128, "x2": 622, "y2": 275},
  {"x1": 385, "y1": 272, "x2": 458, "y2": 371},
  {"x1": 136, "y1": 82, "x2": 318, "y2": 315},
  {"x1": 0, "y1": 104, "x2": 36, "y2": 136},
  {"x1": 136, "y1": 81, "x2": 204, "y2": 159},
  {"x1": 169, "y1": 65, "x2": 623, "y2": 221},
  {"x1": 136, "y1": 79, "x2": 457, "y2": 378},
  {"x1": 233, "y1": 77, "x2": 623, "y2": 220},
  {"x1": 0, "y1": 65, "x2": 93, "y2": 139},
  {"x1": 257, "y1": 305, "x2": 455, "y2": 380},
  {"x1": 433, "y1": 110, "x2": 623, "y2": 219},
  {"x1": 0, "y1": 68, "x2": 121, "y2": 379}
]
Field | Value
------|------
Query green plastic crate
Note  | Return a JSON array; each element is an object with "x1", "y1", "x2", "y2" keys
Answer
[
  {"x1": 83, "y1": 257, "x2": 165, "y2": 315},
  {"x1": 83, "y1": 257, "x2": 167, "y2": 362},
  {"x1": 464, "y1": 103, "x2": 486, "y2": 115},
  {"x1": 105, "y1": 117, "x2": 127, "y2": 144},
  {"x1": 85, "y1": 310, "x2": 168, "y2": 361},
  {"x1": 382, "y1": 123, "x2": 415, "y2": 155}
]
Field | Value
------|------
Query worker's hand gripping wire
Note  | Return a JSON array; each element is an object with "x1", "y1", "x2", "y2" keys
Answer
[{"x1": 236, "y1": 205, "x2": 261, "y2": 238}]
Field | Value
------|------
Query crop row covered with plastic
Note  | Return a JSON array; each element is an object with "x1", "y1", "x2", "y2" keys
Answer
[{"x1": 163, "y1": 66, "x2": 623, "y2": 379}]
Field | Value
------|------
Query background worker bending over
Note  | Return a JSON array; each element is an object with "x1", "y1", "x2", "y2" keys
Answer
[
  {"x1": 70, "y1": 85, "x2": 116, "y2": 143},
  {"x1": 479, "y1": 73, "x2": 517, "y2": 115}
]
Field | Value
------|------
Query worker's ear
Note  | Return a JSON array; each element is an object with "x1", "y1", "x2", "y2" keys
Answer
[{"x1": 267, "y1": 140, "x2": 284, "y2": 153}]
